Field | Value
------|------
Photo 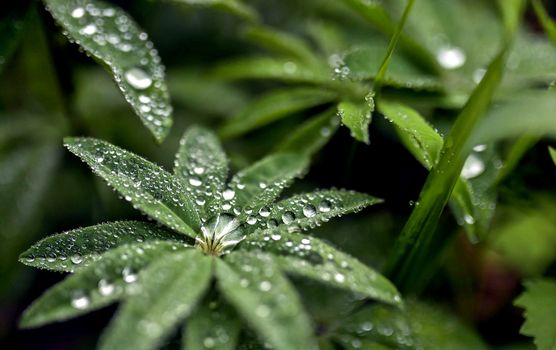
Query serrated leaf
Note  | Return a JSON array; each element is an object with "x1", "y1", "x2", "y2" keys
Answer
[
  {"x1": 514, "y1": 279, "x2": 556, "y2": 350},
  {"x1": 19, "y1": 221, "x2": 187, "y2": 272},
  {"x1": 216, "y1": 252, "x2": 318, "y2": 350},
  {"x1": 99, "y1": 249, "x2": 212, "y2": 350},
  {"x1": 184, "y1": 298, "x2": 241, "y2": 350},
  {"x1": 167, "y1": 0, "x2": 259, "y2": 22},
  {"x1": 229, "y1": 153, "x2": 309, "y2": 216},
  {"x1": 550, "y1": 147, "x2": 556, "y2": 165},
  {"x1": 242, "y1": 26, "x2": 323, "y2": 68},
  {"x1": 240, "y1": 228, "x2": 401, "y2": 306},
  {"x1": 44, "y1": 0, "x2": 172, "y2": 141},
  {"x1": 20, "y1": 241, "x2": 186, "y2": 328},
  {"x1": 337, "y1": 96, "x2": 374, "y2": 144},
  {"x1": 211, "y1": 57, "x2": 329, "y2": 85},
  {"x1": 246, "y1": 189, "x2": 382, "y2": 234},
  {"x1": 219, "y1": 87, "x2": 337, "y2": 139},
  {"x1": 65, "y1": 137, "x2": 201, "y2": 237},
  {"x1": 275, "y1": 109, "x2": 339, "y2": 156},
  {"x1": 175, "y1": 126, "x2": 229, "y2": 218}
]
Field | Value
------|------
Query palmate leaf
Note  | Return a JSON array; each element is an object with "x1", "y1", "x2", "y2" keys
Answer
[
  {"x1": 174, "y1": 126, "x2": 229, "y2": 218},
  {"x1": 20, "y1": 241, "x2": 186, "y2": 328},
  {"x1": 241, "y1": 228, "x2": 401, "y2": 306},
  {"x1": 99, "y1": 249, "x2": 212, "y2": 350},
  {"x1": 274, "y1": 109, "x2": 340, "y2": 157},
  {"x1": 44, "y1": 0, "x2": 173, "y2": 141},
  {"x1": 337, "y1": 96, "x2": 374, "y2": 144},
  {"x1": 19, "y1": 221, "x2": 186, "y2": 272},
  {"x1": 514, "y1": 279, "x2": 556, "y2": 350},
  {"x1": 246, "y1": 189, "x2": 382, "y2": 234},
  {"x1": 65, "y1": 137, "x2": 200, "y2": 237},
  {"x1": 229, "y1": 153, "x2": 309, "y2": 216},
  {"x1": 167, "y1": 0, "x2": 259, "y2": 22},
  {"x1": 184, "y1": 298, "x2": 241, "y2": 350},
  {"x1": 219, "y1": 87, "x2": 337, "y2": 139},
  {"x1": 216, "y1": 251, "x2": 318, "y2": 350}
]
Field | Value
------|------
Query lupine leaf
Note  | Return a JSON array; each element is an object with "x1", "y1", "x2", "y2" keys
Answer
[
  {"x1": 20, "y1": 241, "x2": 186, "y2": 328},
  {"x1": 44, "y1": 0, "x2": 173, "y2": 141},
  {"x1": 167, "y1": 0, "x2": 259, "y2": 22},
  {"x1": 337, "y1": 96, "x2": 374, "y2": 144},
  {"x1": 219, "y1": 87, "x2": 337, "y2": 139},
  {"x1": 184, "y1": 298, "x2": 241, "y2": 350},
  {"x1": 241, "y1": 228, "x2": 401, "y2": 306},
  {"x1": 216, "y1": 252, "x2": 318, "y2": 350},
  {"x1": 19, "y1": 221, "x2": 186, "y2": 272},
  {"x1": 242, "y1": 26, "x2": 323, "y2": 68},
  {"x1": 275, "y1": 109, "x2": 340, "y2": 156},
  {"x1": 246, "y1": 189, "x2": 382, "y2": 234},
  {"x1": 99, "y1": 249, "x2": 212, "y2": 350},
  {"x1": 174, "y1": 126, "x2": 229, "y2": 218},
  {"x1": 229, "y1": 153, "x2": 309, "y2": 216},
  {"x1": 65, "y1": 137, "x2": 201, "y2": 237},
  {"x1": 515, "y1": 279, "x2": 556, "y2": 350},
  {"x1": 211, "y1": 57, "x2": 329, "y2": 84}
]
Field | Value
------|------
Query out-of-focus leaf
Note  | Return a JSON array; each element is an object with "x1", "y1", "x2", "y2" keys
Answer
[
  {"x1": 337, "y1": 95, "x2": 374, "y2": 144},
  {"x1": 20, "y1": 242, "x2": 186, "y2": 328},
  {"x1": 219, "y1": 88, "x2": 336, "y2": 139},
  {"x1": 241, "y1": 228, "x2": 402, "y2": 306},
  {"x1": 341, "y1": 46, "x2": 439, "y2": 90},
  {"x1": 229, "y1": 153, "x2": 309, "y2": 215},
  {"x1": 550, "y1": 146, "x2": 556, "y2": 165},
  {"x1": 275, "y1": 109, "x2": 339, "y2": 156},
  {"x1": 0, "y1": 2, "x2": 30, "y2": 74},
  {"x1": 216, "y1": 252, "x2": 318, "y2": 350},
  {"x1": 531, "y1": 0, "x2": 556, "y2": 44},
  {"x1": 44, "y1": 0, "x2": 173, "y2": 141},
  {"x1": 167, "y1": 0, "x2": 259, "y2": 22},
  {"x1": 246, "y1": 189, "x2": 382, "y2": 234},
  {"x1": 211, "y1": 57, "x2": 329, "y2": 84},
  {"x1": 514, "y1": 279, "x2": 556, "y2": 350},
  {"x1": 65, "y1": 137, "x2": 200, "y2": 237},
  {"x1": 489, "y1": 199, "x2": 556, "y2": 276},
  {"x1": 99, "y1": 249, "x2": 212, "y2": 350},
  {"x1": 19, "y1": 221, "x2": 186, "y2": 272},
  {"x1": 496, "y1": 135, "x2": 540, "y2": 184},
  {"x1": 184, "y1": 298, "x2": 241, "y2": 350},
  {"x1": 174, "y1": 126, "x2": 228, "y2": 218}
]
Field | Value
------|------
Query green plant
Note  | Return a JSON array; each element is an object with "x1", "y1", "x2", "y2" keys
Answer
[{"x1": 19, "y1": 126, "x2": 401, "y2": 349}]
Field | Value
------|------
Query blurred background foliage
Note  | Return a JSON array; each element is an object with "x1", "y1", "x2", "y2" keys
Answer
[{"x1": 1, "y1": 0, "x2": 556, "y2": 348}]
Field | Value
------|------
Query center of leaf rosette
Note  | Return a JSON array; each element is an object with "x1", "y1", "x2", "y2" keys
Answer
[{"x1": 195, "y1": 213, "x2": 245, "y2": 256}]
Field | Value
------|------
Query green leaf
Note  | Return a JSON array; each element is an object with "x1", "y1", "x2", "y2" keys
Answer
[
  {"x1": 515, "y1": 279, "x2": 556, "y2": 350},
  {"x1": 241, "y1": 26, "x2": 323, "y2": 68},
  {"x1": 0, "y1": 2, "x2": 30, "y2": 74},
  {"x1": 167, "y1": 0, "x2": 259, "y2": 22},
  {"x1": 211, "y1": 57, "x2": 329, "y2": 85},
  {"x1": 531, "y1": 0, "x2": 556, "y2": 44},
  {"x1": 246, "y1": 189, "x2": 382, "y2": 234},
  {"x1": 99, "y1": 249, "x2": 212, "y2": 350},
  {"x1": 216, "y1": 251, "x2": 318, "y2": 350},
  {"x1": 44, "y1": 0, "x2": 173, "y2": 141},
  {"x1": 175, "y1": 126, "x2": 229, "y2": 218},
  {"x1": 184, "y1": 298, "x2": 241, "y2": 350},
  {"x1": 550, "y1": 146, "x2": 556, "y2": 165},
  {"x1": 229, "y1": 153, "x2": 309, "y2": 215},
  {"x1": 20, "y1": 241, "x2": 186, "y2": 328},
  {"x1": 65, "y1": 137, "x2": 201, "y2": 237},
  {"x1": 274, "y1": 109, "x2": 340, "y2": 157},
  {"x1": 341, "y1": 46, "x2": 440, "y2": 90},
  {"x1": 241, "y1": 228, "x2": 401, "y2": 306},
  {"x1": 386, "y1": 36, "x2": 513, "y2": 291},
  {"x1": 337, "y1": 95, "x2": 374, "y2": 144},
  {"x1": 219, "y1": 87, "x2": 337, "y2": 139},
  {"x1": 19, "y1": 221, "x2": 186, "y2": 272}
]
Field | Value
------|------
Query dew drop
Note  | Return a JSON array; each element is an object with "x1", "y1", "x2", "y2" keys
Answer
[
  {"x1": 203, "y1": 337, "x2": 216, "y2": 348},
  {"x1": 98, "y1": 279, "x2": 115, "y2": 296},
  {"x1": 256, "y1": 305, "x2": 270, "y2": 318},
  {"x1": 334, "y1": 273, "x2": 346, "y2": 283},
  {"x1": 436, "y1": 46, "x2": 466, "y2": 70},
  {"x1": 282, "y1": 211, "x2": 295, "y2": 224},
  {"x1": 71, "y1": 291, "x2": 90, "y2": 309},
  {"x1": 124, "y1": 67, "x2": 153, "y2": 90},
  {"x1": 138, "y1": 95, "x2": 151, "y2": 104},
  {"x1": 303, "y1": 204, "x2": 317, "y2": 218},
  {"x1": 473, "y1": 144, "x2": 487, "y2": 152},
  {"x1": 463, "y1": 214, "x2": 475, "y2": 225},
  {"x1": 222, "y1": 189, "x2": 235, "y2": 200},
  {"x1": 270, "y1": 233, "x2": 281, "y2": 241},
  {"x1": 259, "y1": 280, "x2": 272, "y2": 292},
  {"x1": 318, "y1": 200, "x2": 332, "y2": 213},
  {"x1": 193, "y1": 166, "x2": 205, "y2": 175},
  {"x1": 461, "y1": 154, "x2": 485, "y2": 179},
  {"x1": 258, "y1": 182, "x2": 267, "y2": 189},
  {"x1": 122, "y1": 267, "x2": 138, "y2": 283},
  {"x1": 81, "y1": 24, "x2": 98, "y2": 36},
  {"x1": 189, "y1": 176, "x2": 202, "y2": 187},
  {"x1": 71, "y1": 7, "x2": 85, "y2": 18},
  {"x1": 259, "y1": 206, "x2": 271, "y2": 217},
  {"x1": 246, "y1": 217, "x2": 257, "y2": 225},
  {"x1": 70, "y1": 254, "x2": 83, "y2": 265}
]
